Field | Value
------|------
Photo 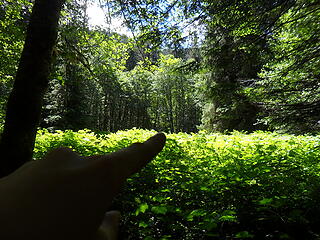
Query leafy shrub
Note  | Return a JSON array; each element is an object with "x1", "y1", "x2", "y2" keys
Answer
[{"x1": 34, "y1": 129, "x2": 320, "y2": 239}]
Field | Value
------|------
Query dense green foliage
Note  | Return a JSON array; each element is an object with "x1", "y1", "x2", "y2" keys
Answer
[
  {"x1": 1, "y1": 0, "x2": 319, "y2": 133},
  {"x1": 0, "y1": 0, "x2": 32, "y2": 123},
  {"x1": 35, "y1": 129, "x2": 320, "y2": 239},
  {"x1": 250, "y1": 1, "x2": 320, "y2": 132},
  {"x1": 198, "y1": 0, "x2": 320, "y2": 133},
  {"x1": 0, "y1": 0, "x2": 203, "y2": 133}
]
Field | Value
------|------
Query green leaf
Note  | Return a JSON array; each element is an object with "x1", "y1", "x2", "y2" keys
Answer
[
  {"x1": 219, "y1": 215, "x2": 237, "y2": 222},
  {"x1": 138, "y1": 221, "x2": 149, "y2": 228},
  {"x1": 135, "y1": 203, "x2": 149, "y2": 216},
  {"x1": 235, "y1": 231, "x2": 254, "y2": 238},
  {"x1": 258, "y1": 198, "x2": 273, "y2": 205},
  {"x1": 187, "y1": 209, "x2": 206, "y2": 221},
  {"x1": 151, "y1": 205, "x2": 168, "y2": 215},
  {"x1": 219, "y1": 210, "x2": 237, "y2": 222}
]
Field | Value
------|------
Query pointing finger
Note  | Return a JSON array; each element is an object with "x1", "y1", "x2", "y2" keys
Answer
[{"x1": 101, "y1": 132, "x2": 166, "y2": 180}]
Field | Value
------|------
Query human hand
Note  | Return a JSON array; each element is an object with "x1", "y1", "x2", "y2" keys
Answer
[{"x1": 0, "y1": 133, "x2": 166, "y2": 240}]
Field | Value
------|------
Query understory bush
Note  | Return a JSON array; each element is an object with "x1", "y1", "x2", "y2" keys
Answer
[{"x1": 34, "y1": 129, "x2": 320, "y2": 239}]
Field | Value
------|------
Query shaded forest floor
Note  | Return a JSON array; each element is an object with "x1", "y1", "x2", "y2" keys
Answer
[{"x1": 34, "y1": 129, "x2": 320, "y2": 239}]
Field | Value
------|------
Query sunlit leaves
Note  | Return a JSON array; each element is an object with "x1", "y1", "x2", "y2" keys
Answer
[
  {"x1": 0, "y1": 0, "x2": 32, "y2": 123},
  {"x1": 118, "y1": 54, "x2": 202, "y2": 132},
  {"x1": 136, "y1": 203, "x2": 149, "y2": 216},
  {"x1": 33, "y1": 128, "x2": 320, "y2": 238}
]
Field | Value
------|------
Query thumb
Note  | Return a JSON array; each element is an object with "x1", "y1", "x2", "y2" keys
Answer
[{"x1": 95, "y1": 211, "x2": 121, "y2": 240}]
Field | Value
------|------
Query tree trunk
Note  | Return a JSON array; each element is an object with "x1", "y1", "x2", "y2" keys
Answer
[{"x1": 0, "y1": 0, "x2": 65, "y2": 177}]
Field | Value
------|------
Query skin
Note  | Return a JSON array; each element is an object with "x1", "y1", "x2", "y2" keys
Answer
[{"x1": 0, "y1": 133, "x2": 166, "y2": 240}]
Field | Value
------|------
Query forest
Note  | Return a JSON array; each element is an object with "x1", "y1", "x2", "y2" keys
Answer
[
  {"x1": 0, "y1": 0, "x2": 320, "y2": 239},
  {"x1": 1, "y1": 0, "x2": 319, "y2": 134}
]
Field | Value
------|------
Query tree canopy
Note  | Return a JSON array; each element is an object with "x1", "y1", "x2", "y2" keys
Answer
[{"x1": 0, "y1": 0, "x2": 319, "y2": 137}]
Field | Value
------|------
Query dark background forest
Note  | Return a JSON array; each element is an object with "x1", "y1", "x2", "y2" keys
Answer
[{"x1": 1, "y1": 0, "x2": 319, "y2": 135}]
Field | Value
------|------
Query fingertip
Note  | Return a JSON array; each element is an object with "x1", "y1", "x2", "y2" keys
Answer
[
  {"x1": 154, "y1": 132, "x2": 166, "y2": 140},
  {"x1": 145, "y1": 132, "x2": 166, "y2": 148},
  {"x1": 94, "y1": 132, "x2": 167, "y2": 181},
  {"x1": 155, "y1": 132, "x2": 166, "y2": 142}
]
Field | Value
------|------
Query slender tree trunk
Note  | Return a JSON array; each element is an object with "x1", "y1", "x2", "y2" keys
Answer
[
  {"x1": 0, "y1": 0, "x2": 65, "y2": 177},
  {"x1": 167, "y1": 93, "x2": 174, "y2": 132}
]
